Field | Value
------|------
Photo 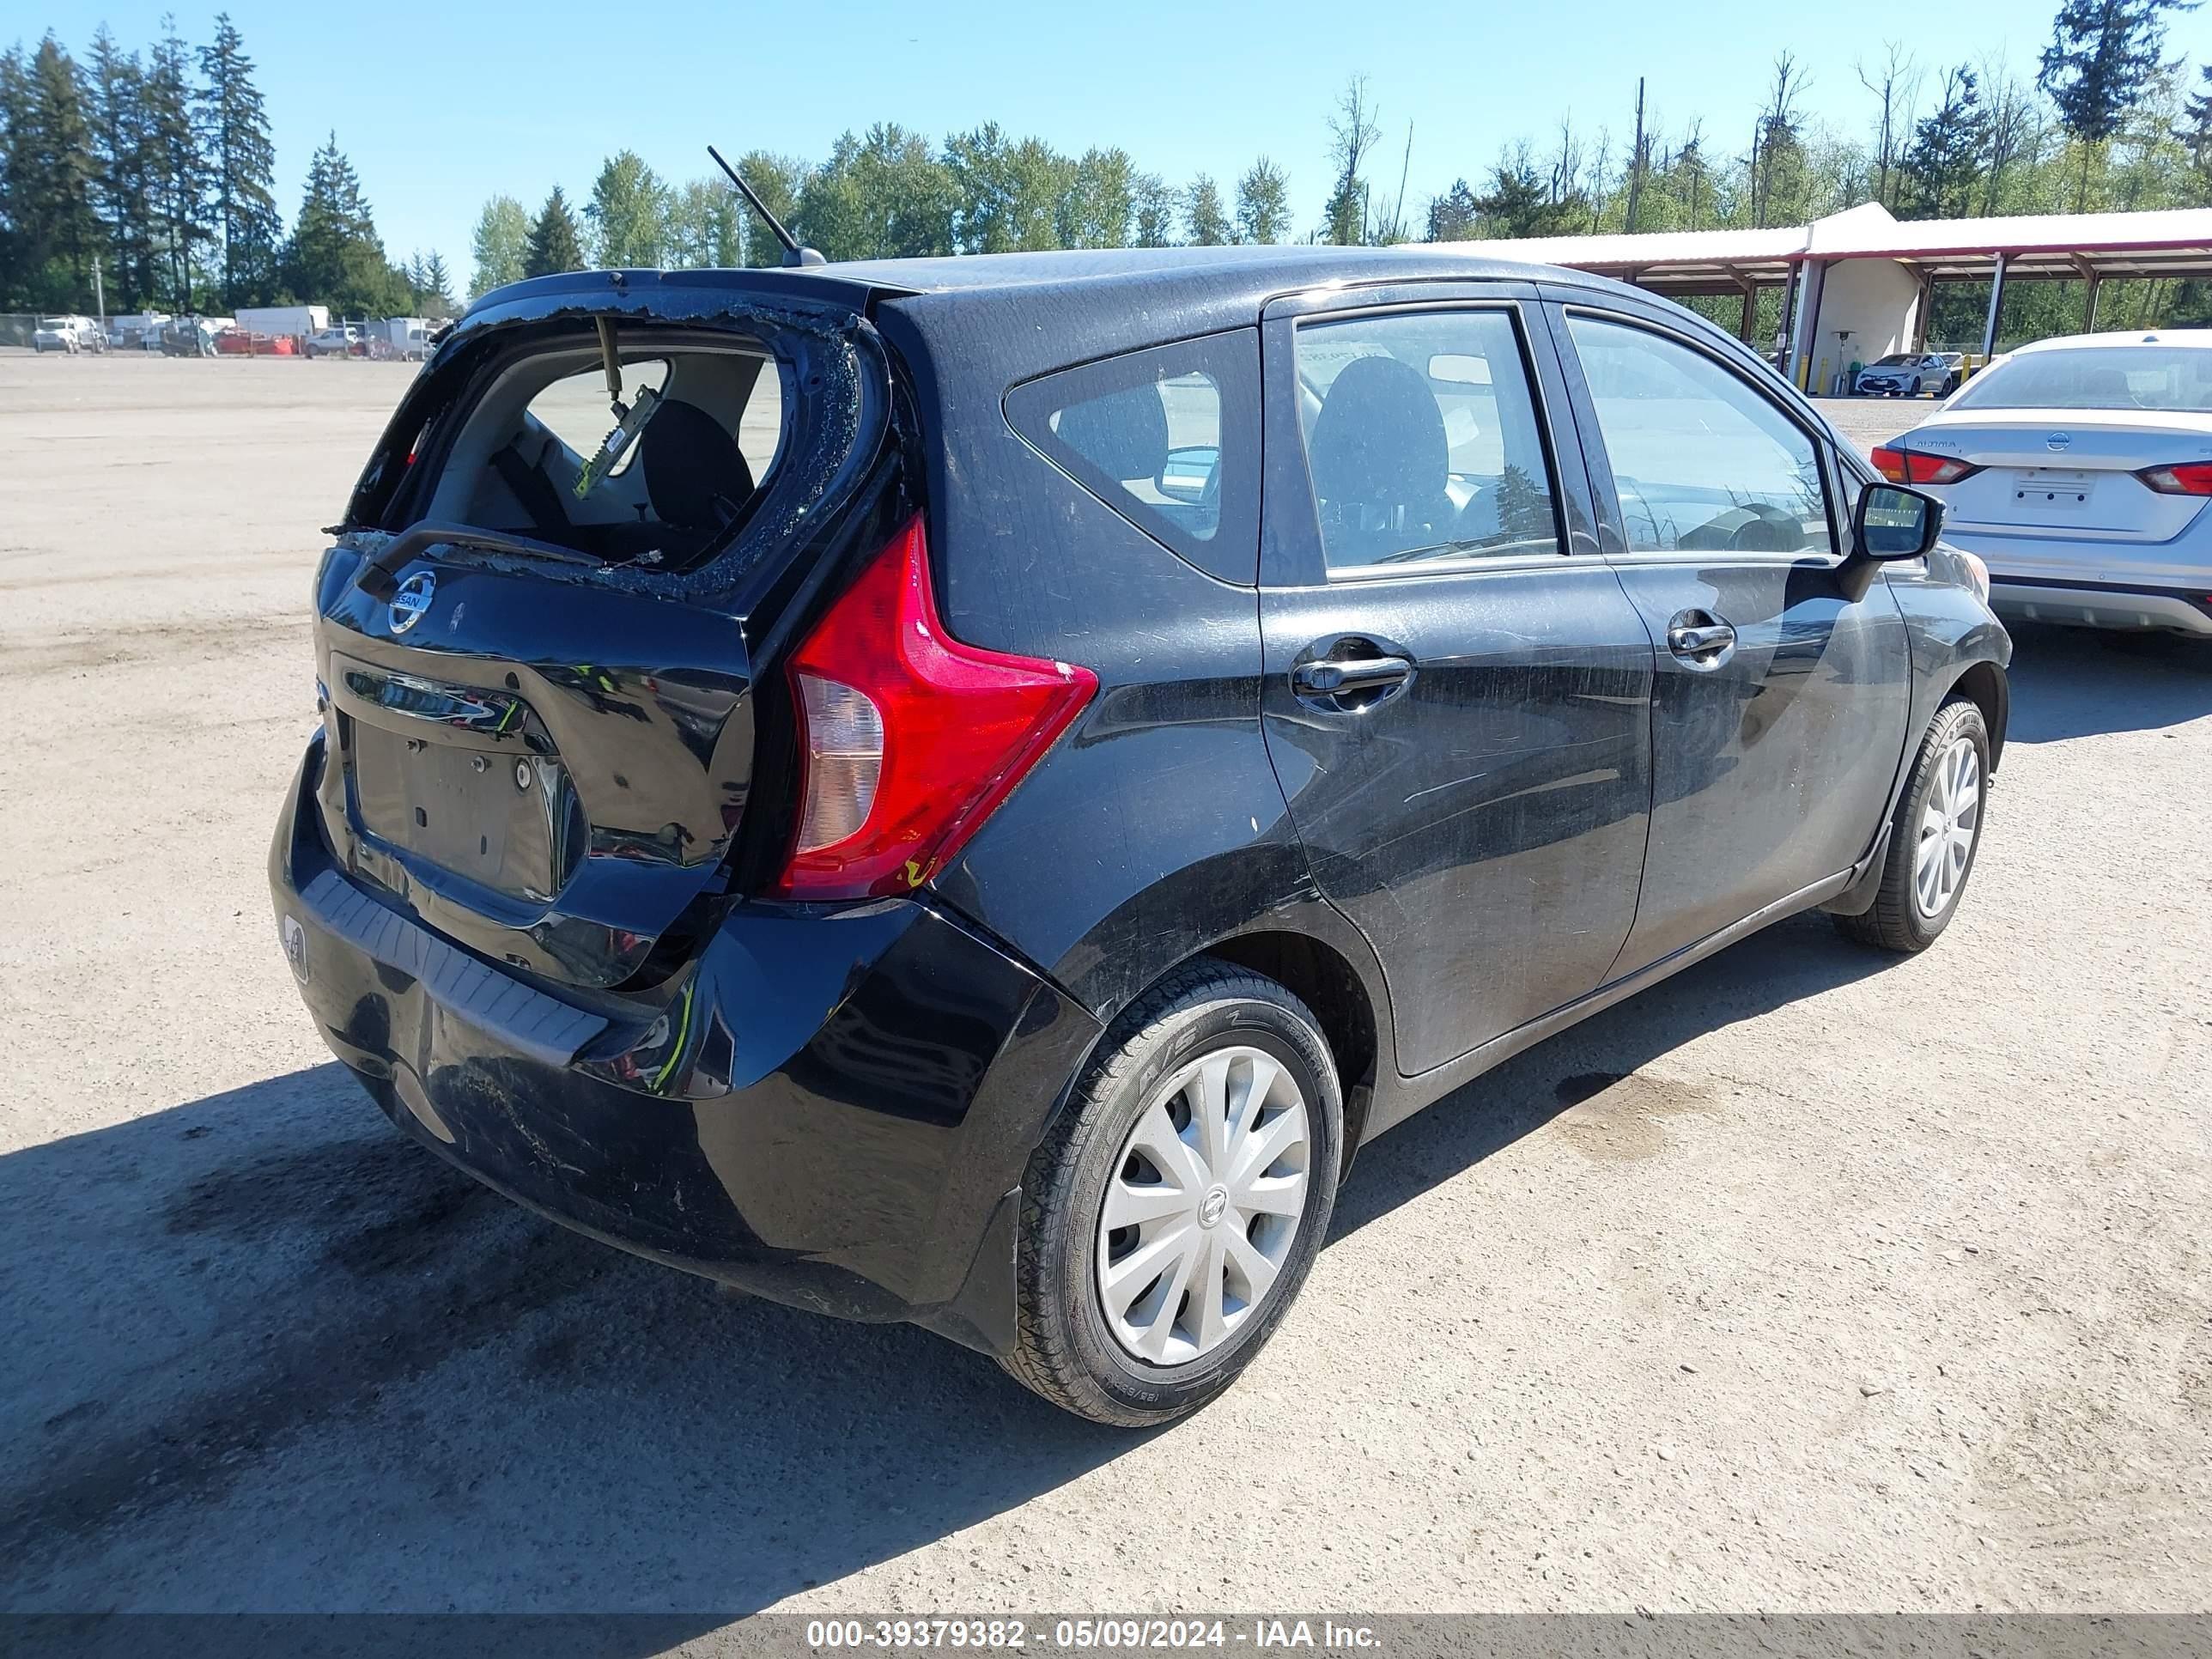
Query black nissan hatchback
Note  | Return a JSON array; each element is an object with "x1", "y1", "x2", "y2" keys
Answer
[{"x1": 271, "y1": 245, "x2": 2010, "y2": 1425}]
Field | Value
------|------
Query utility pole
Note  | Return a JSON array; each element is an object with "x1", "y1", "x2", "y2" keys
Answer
[{"x1": 93, "y1": 256, "x2": 106, "y2": 329}]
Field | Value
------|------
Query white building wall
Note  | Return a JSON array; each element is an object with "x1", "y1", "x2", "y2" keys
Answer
[{"x1": 1807, "y1": 258, "x2": 1923, "y2": 392}]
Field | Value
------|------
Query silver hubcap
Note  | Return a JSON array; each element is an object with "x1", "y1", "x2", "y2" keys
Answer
[
  {"x1": 1915, "y1": 735, "x2": 1983, "y2": 919},
  {"x1": 1096, "y1": 1045, "x2": 1311, "y2": 1366}
]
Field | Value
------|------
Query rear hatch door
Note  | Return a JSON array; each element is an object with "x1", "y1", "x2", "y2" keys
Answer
[{"x1": 307, "y1": 272, "x2": 896, "y2": 989}]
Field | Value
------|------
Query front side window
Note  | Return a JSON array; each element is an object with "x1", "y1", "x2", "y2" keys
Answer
[
  {"x1": 1567, "y1": 313, "x2": 1833, "y2": 556},
  {"x1": 1295, "y1": 308, "x2": 1560, "y2": 571},
  {"x1": 1005, "y1": 330, "x2": 1260, "y2": 573}
]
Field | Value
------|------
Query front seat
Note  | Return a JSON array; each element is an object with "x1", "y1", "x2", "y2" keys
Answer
[
  {"x1": 642, "y1": 400, "x2": 755, "y2": 541},
  {"x1": 1306, "y1": 356, "x2": 1456, "y2": 563}
]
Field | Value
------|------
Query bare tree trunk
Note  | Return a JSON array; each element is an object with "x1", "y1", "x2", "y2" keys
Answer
[{"x1": 1626, "y1": 77, "x2": 1647, "y2": 232}]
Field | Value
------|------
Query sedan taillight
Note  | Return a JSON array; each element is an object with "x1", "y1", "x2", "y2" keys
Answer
[
  {"x1": 2134, "y1": 461, "x2": 2212, "y2": 495},
  {"x1": 1870, "y1": 446, "x2": 1983, "y2": 486}
]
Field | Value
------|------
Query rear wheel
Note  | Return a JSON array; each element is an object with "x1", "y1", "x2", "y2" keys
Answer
[
  {"x1": 1834, "y1": 696, "x2": 1990, "y2": 953},
  {"x1": 1002, "y1": 958, "x2": 1343, "y2": 1426}
]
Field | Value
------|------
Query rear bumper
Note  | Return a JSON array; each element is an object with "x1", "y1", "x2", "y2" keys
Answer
[
  {"x1": 1984, "y1": 578, "x2": 2212, "y2": 637},
  {"x1": 269, "y1": 734, "x2": 1103, "y2": 1354},
  {"x1": 1937, "y1": 526, "x2": 2212, "y2": 636}
]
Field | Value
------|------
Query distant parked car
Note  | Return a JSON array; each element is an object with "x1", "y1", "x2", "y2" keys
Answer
[
  {"x1": 305, "y1": 325, "x2": 364, "y2": 359},
  {"x1": 32, "y1": 316, "x2": 106, "y2": 354},
  {"x1": 1875, "y1": 329, "x2": 2212, "y2": 637},
  {"x1": 161, "y1": 317, "x2": 230, "y2": 357},
  {"x1": 1856, "y1": 352, "x2": 1961, "y2": 398}
]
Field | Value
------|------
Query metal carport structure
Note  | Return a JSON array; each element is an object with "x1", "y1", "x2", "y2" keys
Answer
[{"x1": 1448, "y1": 202, "x2": 2212, "y2": 392}]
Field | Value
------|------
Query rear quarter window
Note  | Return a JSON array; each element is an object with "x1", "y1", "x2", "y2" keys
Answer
[{"x1": 1004, "y1": 329, "x2": 1261, "y2": 583}]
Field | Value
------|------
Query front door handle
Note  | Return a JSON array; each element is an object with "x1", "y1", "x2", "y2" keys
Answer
[
  {"x1": 1292, "y1": 655, "x2": 1413, "y2": 696},
  {"x1": 1665, "y1": 620, "x2": 1736, "y2": 660}
]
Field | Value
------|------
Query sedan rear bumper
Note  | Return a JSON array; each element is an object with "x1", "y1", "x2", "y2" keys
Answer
[
  {"x1": 1986, "y1": 578, "x2": 2212, "y2": 636},
  {"x1": 269, "y1": 734, "x2": 1104, "y2": 1354}
]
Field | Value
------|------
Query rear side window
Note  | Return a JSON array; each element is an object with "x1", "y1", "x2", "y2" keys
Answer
[
  {"x1": 1294, "y1": 308, "x2": 1561, "y2": 572},
  {"x1": 1006, "y1": 330, "x2": 1260, "y2": 579}
]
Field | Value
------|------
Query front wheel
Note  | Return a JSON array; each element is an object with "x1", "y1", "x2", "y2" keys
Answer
[
  {"x1": 1001, "y1": 958, "x2": 1344, "y2": 1426},
  {"x1": 1834, "y1": 696, "x2": 1990, "y2": 952}
]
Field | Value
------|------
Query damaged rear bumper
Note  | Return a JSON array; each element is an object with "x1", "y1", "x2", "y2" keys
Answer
[{"x1": 269, "y1": 734, "x2": 1103, "y2": 1354}]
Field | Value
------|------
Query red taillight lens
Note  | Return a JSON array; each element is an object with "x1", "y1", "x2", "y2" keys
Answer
[
  {"x1": 775, "y1": 515, "x2": 1097, "y2": 900},
  {"x1": 1870, "y1": 446, "x2": 1981, "y2": 486},
  {"x1": 2135, "y1": 461, "x2": 2212, "y2": 495}
]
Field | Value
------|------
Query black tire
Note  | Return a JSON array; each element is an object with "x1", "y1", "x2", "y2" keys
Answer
[
  {"x1": 1001, "y1": 957, "x2": 1344, "y2": 1426},
  {"x1": 1834, "y1": 696, "x2": 1990, "y2": 953}
]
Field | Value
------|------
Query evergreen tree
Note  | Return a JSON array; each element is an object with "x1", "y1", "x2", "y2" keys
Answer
[
  {"x1": 2040, "y1": 0, "x2": 2190, "y2": 142},
  {"x1": 2175, "y1": 64, "x2": 2212, "y2": 199},
  {"x1": 6, "y1": 36, "x2": 105, "y2": 310},
  {"x1": 143, "y1": 18, "x2": 206, "y2": 309},
  {"x1": 408, "y1": 248, "x2": 455, "y2": 315},
  {"x1": 524, "y1": 185, "x2": 586, "y2": 277},
  {"x1": 1901, "y1": 65, "x2": 1991, "y2": 218},
  {"x1": 586, "y1": 149, "x2": 668, "y2": 267},
  {"x1": 1234, "y1": 158, "x2": 1291, "y2": 244},
  {"x1": 283, "y1": 131, "x2": 406, "y2": 313},
  {"x1": 468, "y1": 193, "x2": 529, "y2": 296},
  {"x1": 195, "y1": 13, "x2": 280, "y2": 307},
  {"x1": 86, "y1": 28, "x2": 154, "y2": 311},
  {"x1": 0, "y1": 46, "x2": 20, "y2": 301},
  {"x1": 1474, "y1": 148, "x2": 1586, "y2": 237},
  {"x1": 1183, "y1": 174, "x2": 1231, "y2": 245},
  {"x1": 1425, "y1": 179, "x2": 1480, "y2": 241}
]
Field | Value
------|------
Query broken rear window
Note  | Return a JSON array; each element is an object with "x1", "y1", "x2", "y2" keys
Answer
[{"x1": 353, "y1": 305, "x2": 879, "y2": 601}]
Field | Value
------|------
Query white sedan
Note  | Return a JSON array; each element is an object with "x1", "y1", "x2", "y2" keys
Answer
[{"x1": 1876, "y1": 330, "x2": 2212, "y2": 638}]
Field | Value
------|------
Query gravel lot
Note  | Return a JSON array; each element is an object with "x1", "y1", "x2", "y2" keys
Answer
[{"x1": 2, "y1": 356, "x2": 2208, "y2": 1618}]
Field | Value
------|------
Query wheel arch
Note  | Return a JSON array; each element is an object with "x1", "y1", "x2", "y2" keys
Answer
[
  {"x1": 1945, "y1": 659, "x2": 2009, "y2": 768},
  {"x1": 1024, "y1": 896, "x2": 1395, "y2": 1185},
  {"x1": 1204, "y1": 926, "x2": 1383, "y2": 1173}
]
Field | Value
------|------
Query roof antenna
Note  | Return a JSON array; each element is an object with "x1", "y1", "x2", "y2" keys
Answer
[{"x1": 708, "y1": 145, "x2": 825, "y2": 268}]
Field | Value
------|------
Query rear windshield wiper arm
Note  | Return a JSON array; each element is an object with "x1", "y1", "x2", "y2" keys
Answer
[{"x1": 352, "y1": 520, "x2": 599, "y2": 600}]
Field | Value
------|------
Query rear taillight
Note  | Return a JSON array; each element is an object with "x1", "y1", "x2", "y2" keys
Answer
[
  {"x1": 1870, "y1": 446, "x2": 1982, "y2": 486},
  {"x1": 2134, "y1": 461, "x2": 2212, "y2": 495},
  {"x1": 775, "y1": 515, "x2": 1097, "y2": 901}
]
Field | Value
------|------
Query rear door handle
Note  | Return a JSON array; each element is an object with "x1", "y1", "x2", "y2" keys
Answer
[
  {"x1": 1292, "y1": 656, "x2": 1413, "y2": 695},
  {"x1": 1665, "y1": 622, "x2": 1736, "y2": 659}
]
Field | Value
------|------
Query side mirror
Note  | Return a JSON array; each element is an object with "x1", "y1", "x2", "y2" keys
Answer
[
  {"x1": 1853, "y1": 482, "x2": 1942, "y2": 560},
  {"x1": 1158, "y1": 445, "x2": 1218, "y2": 503}
]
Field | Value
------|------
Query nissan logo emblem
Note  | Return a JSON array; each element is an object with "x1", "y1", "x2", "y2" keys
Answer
[
  {"x1": 2045, "y1": 433, "x2": 2073, "y2": 453},
  {"x1": 388, "y1": 571, "x2": 436, "y2": 635}
]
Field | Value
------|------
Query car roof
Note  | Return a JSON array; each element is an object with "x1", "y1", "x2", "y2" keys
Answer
[
  {"x1": 2008, "y1": 328, "x2": 2212, "y2": 355},
  {"x1": 816, "y1": 241, "x2": 1634, "y2": 307}
]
